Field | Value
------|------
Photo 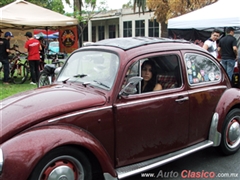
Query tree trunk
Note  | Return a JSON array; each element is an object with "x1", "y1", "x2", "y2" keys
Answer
[{"x1": 161, "y1": 22, "x2": 168, "y2": 38}]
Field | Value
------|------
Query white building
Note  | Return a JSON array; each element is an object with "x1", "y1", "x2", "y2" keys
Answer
[{"x1": 84, "y1": 8, "x2": 161, "y2": 42}]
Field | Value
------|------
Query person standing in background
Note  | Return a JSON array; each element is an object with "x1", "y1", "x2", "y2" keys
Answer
[
  {"x1": 202, "y1": 29, "x2": 221, "y2": 58},
  {"x1": 24, "y1": 31, "x2": 42, "y2": 85},
  {"x1": 0, "y1": 31, "x2": 14, "y2": 84},
  {"x1": 218, "y1": 27, "x2": 238, "y2": 81},
  {"x1": 37, "y1": 36, "x2": 47, "y2": 70}
]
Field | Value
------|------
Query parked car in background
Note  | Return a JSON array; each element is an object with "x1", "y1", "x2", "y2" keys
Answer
[
  {"x1": 48, "y1": 41, "x2": 59, "y2": 54},
  {"x1": 1, "y1": 37, "x2": 240, "y2": 180}
]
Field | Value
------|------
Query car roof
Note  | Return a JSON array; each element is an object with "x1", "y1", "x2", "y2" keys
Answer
[{"x1": 88, "y1": 37, "x2": 191, "y2": 50}]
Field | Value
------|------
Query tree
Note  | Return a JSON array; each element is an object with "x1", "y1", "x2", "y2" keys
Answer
[
  {"x1": 133, "y1": 0, "x2": 146, "y2": 13},
  {"x1": 122, "y1": 0, "x2": 133, "y2": 9},
  {"x1": 0, "y1": 0, "x2": 66, "y2": 13},
  {"x1": 64, "y1": 0, "x2": 110, "y2": 46},
  {"x1": 133, "y1": 0, "x2": 218, "y2": 37}
]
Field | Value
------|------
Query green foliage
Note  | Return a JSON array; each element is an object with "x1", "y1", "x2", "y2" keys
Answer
[
  {"x1": 133, "y1": 0, "x2": 146, "y2": 14},
  {"x1": 0, "y1": 0, "x2": 66, "y2": 14},
  {"x1": 46, "y1": 0, "x2": 65, "y2": 14},
  {"x1": 123, "y1": 0, "x2": 133, "y2": 9},
  {"x1": 0, "y1": 0, "x2": 13, "y2": 7}
]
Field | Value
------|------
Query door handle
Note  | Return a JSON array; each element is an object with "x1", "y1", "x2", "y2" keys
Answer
[{"x1": 175, "y1": 96, "x2": 189, "y2": 102}]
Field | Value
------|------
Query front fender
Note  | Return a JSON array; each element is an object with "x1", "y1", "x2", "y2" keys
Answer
[
  {"x1": 0, "y1": 125, "x2": 116, "y2": 180},
  {"x1": 215, "y1": 88, "x2": 240, "y2": 132}
]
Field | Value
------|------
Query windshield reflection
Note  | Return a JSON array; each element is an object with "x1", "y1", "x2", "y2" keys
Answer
[{"x1": 57, "y1": 51, "x2": 119, "y2": 90}]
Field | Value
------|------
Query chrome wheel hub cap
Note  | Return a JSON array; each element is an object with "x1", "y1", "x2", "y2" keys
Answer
[
  {"x1": 48, "y1": 166, "x2": 74, "y2": 180},
  {"x1": 227, "y1": 120, "x2": 240, "y2": 148}
]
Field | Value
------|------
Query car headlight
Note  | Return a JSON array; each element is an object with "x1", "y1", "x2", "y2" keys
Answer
[{"x1": 0, "y1": 148, "x2": 3, "y2": 174}]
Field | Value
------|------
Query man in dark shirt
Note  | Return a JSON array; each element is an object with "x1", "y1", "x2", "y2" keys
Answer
[
  {"x1": 218, "y1": 27, "x2": 238, "y2": 81},
  {"x1": 0, "y1": 31, "x2": 14, "y2": 84}
]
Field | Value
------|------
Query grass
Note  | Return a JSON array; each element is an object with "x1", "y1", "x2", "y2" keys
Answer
[
  {"x1": 0, "y1": 80, "x2": 37, "y2": 100},
  {"x1": 0, "y1": 55, "x2": 68, "y2": 100}
]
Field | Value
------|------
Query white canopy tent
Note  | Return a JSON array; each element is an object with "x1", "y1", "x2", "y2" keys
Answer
[
  {"x1": 168, "y1": 0, "x2": 240, "y2": 30},
  {"x1": 0, "y1": 0, "x2": 78, "y2": 30}
]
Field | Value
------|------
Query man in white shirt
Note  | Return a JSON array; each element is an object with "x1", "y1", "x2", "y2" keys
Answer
[{"x1": 203, "y1": 29, "x2": 221, "y2": 58}]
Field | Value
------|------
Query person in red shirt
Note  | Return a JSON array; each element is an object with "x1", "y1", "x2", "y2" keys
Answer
[{"x1": 24, "y1": 32, "x2": 42, "y2": 85}]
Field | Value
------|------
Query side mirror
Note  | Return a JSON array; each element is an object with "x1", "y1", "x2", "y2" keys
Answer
[{"x1": 119, "y1": 76, "x2": 143, "y2": 96}]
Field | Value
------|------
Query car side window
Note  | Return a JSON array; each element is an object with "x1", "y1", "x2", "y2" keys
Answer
[
  {"x1": 185, "y1": 53, "x2": 221, "y2": 85},
  {"x1": 123, "y1": 54, "x2": 182, "y2": 94}
]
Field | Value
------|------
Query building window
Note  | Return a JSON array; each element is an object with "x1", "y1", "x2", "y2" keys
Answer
[
  {"x1": 135, "y1": 20, "x2": 145, "y2": 36},
  {"x1": 98, "y1": 26, "x2": 105, "y2": 40},
  {"x1": 83, "y1": 27, "x2": 88, "y2": 42},
  {"x1": 149, "y1": 19, "x2": 159, "y2": 37},
  {"x1": 109, "y1": 25, "x2": 116, "y2": 38},
  {"x1": 123, "y1": 21, "x2": 132, "y2": 37},
  {"x1": 92, "y1": 26, "x2": 96, "y2": 42}
]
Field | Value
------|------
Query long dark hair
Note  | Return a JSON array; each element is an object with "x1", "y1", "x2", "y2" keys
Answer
[{"x1": 141, "y1": 60, "x2": 157, "y2": 93}]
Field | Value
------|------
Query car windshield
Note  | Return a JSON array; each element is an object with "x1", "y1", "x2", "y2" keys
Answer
[{"x1": 57, "y1": 50, "x2": 119, "y2": 90}]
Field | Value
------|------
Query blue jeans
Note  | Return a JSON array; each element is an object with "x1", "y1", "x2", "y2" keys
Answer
[{"x1": 220, "y1": 59, "x2": 236, "y2": 81}]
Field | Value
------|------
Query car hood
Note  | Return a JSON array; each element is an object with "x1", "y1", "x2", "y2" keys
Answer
[{"x1": 0, "y1": 84, "x2": 107, "y2": 143}]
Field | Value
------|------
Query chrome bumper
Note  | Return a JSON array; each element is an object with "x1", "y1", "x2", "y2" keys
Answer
[{"x1": 0, "y1": 148, "x2": 3, "y2": 174}]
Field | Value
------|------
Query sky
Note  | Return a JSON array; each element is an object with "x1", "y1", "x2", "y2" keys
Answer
[
  {"x1": 63, "y1": 0, "x2": 131, "y2": 13},
  {"x1": 106, "y1": 0, "x2": 131, "y2": 10}
]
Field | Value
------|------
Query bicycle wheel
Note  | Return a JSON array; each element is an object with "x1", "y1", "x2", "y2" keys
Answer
[
  {"x1": 23, "y1": 60, "x2": 31, "y2": 81},
  {"x1": 38, "y1": 71, "x2": 50, "y2": 87},
  {"x1": 10, "y1": 64, "x2": 29, "y2": 84}
]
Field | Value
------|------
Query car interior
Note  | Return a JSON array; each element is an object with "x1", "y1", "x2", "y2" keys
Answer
[{"x1": 124, "y1": 54, "x2": 182, "y2": 93}]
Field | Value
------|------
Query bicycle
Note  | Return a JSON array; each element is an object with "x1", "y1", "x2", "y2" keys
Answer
[
  {"x1": 0, "y1": 45, "x2": 29, "y2": 84},
  {"x1": 38, "y1": 52, "x2": 66, "y2": 87}
]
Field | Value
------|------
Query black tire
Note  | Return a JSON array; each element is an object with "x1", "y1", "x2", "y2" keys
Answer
[
  {"x1": 10, "y1": 64, "x2": 29, "y2": 84},
  {"x1": 23, "y1": 61, "x2": 31, "y2": 81},
  {"x1": 38, "y1": 71, "x2": 50, "y2": 87},
  {"x1": 28, "y1": 146, "x2": 92, "y2": 180},
  {"x1": 219, "y1": 108, "x2": 240, "y2": 155}
]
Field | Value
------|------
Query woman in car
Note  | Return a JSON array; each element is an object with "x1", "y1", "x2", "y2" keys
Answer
[{"x1": 141, "y1": 60, "x2": 162, "y2": 93}]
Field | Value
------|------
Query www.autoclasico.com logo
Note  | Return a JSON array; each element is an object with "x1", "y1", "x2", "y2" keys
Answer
[{"x1": 141, "y1": 170, "x2": 238, "y2": 179}]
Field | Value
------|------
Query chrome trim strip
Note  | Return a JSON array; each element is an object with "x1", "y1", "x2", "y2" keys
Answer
[
  {"x1": 48, "y1": 106, "x2": 112, "y2": 123},
  {"x1": 103, "y1": 173, "x2": 118, "y2": 180},
  {"x1": 209, "y1": 112, "x2": 221, "y2": 146},
  {"x1": 0, "y1": 148, "x2": 3, "y2": 174},
  {"x1": 116, "y1": 140, "x2": 213, "y2": 179},
  {"x1": 188, "y1": 85, "x2": 226, "y2": 94},
  {"x1": 117, "y1": 86, "x2": 226, "y2": 108},
  {"x1": 116, "y1": 92, "x2": 189, "y2": 108}
]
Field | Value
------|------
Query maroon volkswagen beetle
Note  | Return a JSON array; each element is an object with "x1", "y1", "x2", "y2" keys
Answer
[{"x1": 1, "y1": 37, "x2": 240, "y2": 180}]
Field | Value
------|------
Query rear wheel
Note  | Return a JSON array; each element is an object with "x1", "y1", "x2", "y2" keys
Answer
[
  {"x1": 10, "y1": 64, "x2": 29, "y2": 84},
  {"x1": 219, "y1": 108, "x2": 240, "y2": 155},
  {"x1": 28, "y1": 146, "x2": 92, "y2": 180},
  {"x1": 38, "y1": 71, "x2": 51, "y2": 87}
]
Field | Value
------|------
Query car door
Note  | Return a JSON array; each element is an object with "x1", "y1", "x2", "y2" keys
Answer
[
  {"x1": 113, "y1": 52, "x2": 190, "y2": 167},
  {"x1": 183, "y1": 52, "x2": 227, "y2": 144}
]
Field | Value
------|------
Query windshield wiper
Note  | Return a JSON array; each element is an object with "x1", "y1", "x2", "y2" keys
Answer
[
  {"x1": 93, "y1": 80, "x2": 110, "y2": 89},
  {"x1": 73, "y1": 74, "x2": 87, "y2": 78}
]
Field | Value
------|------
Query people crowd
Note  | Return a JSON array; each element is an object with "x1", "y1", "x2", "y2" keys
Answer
[
  {"x1": 202, "y1": 27, "x2": 238, "y2": 81},
  {"x1": 0, "y1": 30, "x2": 49, "y2": 85},
  {"x1": 0, "y1": 27, "x2": 239, "y2": 86}
]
